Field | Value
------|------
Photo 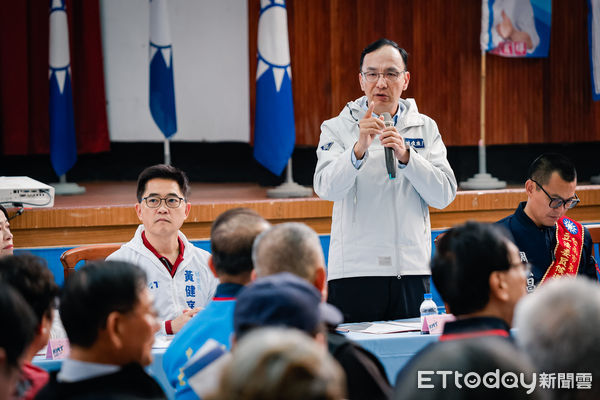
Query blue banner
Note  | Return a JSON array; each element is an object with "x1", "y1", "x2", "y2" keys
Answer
[
  {"x1": 481, "y1": 0, "x2": 551, "y2": 58},
  {"x1": 253, "y1": 0, "x2": 295, "y2": 176},
  {"x1": 149, "y1": 0, "x2": 177, "y2": 138},
  {"x1": 49, "y1": 0, "x2": 77, "y2": 177}
]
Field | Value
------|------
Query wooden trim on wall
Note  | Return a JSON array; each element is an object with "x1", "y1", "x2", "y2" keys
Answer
[{"x1": 11, "y1": 186, "x2": 600, "y2": 248}]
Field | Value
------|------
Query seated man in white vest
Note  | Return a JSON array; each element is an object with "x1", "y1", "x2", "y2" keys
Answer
[{"x1": 107, "y1": 164, "x2": 217, "y2": 334}]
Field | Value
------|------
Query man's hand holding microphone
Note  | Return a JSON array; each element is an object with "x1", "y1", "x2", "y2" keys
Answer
[{"x1": 353, "y1": 101, "x2": 409, "y2": 178}]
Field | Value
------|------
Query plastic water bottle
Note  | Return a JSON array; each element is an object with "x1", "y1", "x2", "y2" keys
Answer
[{"x1": 420, "y1": 293, "x2": 438, "y2": 334}]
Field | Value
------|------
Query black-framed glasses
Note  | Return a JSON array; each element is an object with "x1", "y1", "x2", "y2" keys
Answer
[
  {"x1": 142, "y1": 195, "x2": 184, "y2": 209},
  {"x1": 361, "y1": 70, "x2": 406, "y2": 83},
  {"x1": 531, "y1": 179, "x2": 580, "y2": 209}
]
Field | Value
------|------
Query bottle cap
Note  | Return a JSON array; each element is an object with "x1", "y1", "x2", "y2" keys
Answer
[{"x1": 424, "y1": 293, "x2": 432, "y2": 300}]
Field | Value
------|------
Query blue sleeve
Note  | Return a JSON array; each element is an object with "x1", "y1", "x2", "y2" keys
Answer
[{"x1": 582, "y1": 228, "x2": 600, "y2": 281}]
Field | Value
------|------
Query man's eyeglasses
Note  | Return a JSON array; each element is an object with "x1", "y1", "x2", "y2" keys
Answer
[
  {"x1": 361, "y1": 70, "x2": 406, "y2": 83},
  {"x1": 142, "y1": 195, "x2": 184, "y2": 209},
  {"x1": 531, "y1": 179, "x2": 580, "y2": 209}
]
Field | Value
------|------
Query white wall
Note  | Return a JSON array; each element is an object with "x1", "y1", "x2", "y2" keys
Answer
[{"x1": 100, "y1": 0, "x2": 249, "y2": 142}]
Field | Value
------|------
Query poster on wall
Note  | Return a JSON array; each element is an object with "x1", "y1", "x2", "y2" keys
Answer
[{"x1": 481, "y1": 0, "x2": 551, "y2": 58}]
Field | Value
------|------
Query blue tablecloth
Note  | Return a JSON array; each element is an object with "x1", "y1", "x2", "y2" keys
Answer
[{"x1": 343, "y1": 329, "x2": 439, "y2": 383}]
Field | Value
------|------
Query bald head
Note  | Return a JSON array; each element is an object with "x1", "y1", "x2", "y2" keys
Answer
[
  {"x1": 252, "y1": 223, "x2": 325, "y2": 282},
  {"x1": 211, "y1": 208, "x2": 270, "y2": 276}
]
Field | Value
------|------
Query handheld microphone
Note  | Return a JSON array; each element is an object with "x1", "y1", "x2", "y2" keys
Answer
[{"x1": 382, "y1": 112, "x2": 396, "y2": 179}]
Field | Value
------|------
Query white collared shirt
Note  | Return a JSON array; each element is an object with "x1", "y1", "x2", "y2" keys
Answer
[{"x1": 57, "y1": 358, "x2": 121, "y2": 383}]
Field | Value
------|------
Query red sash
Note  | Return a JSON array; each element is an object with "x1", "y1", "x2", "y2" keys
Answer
[{"x1": 540, "y1": 217, "x2": 584, "y2": 284}]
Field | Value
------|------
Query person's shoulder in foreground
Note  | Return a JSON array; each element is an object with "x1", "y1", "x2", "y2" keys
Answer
[
  {"x1": 35, "y1": 260, "x2": 166, "y2": 400},
  {"x1": 0, "y1": 282, "x2": 37, "y2": 400},
  {"x1": 0, "y1": 254, "x2": 59, "y2": 400},
  {"x1": 394, "y1": 336, "x2": 542, "y2": 400},
  {"x1": 514, "y1": 277, "x2": 600, "y2": 399},
  {"x1": 395, "y1": 220, "x2": 529, "y2": 394},
  {"x1": 206, "y1": 327, "x2": 347, "y2": 400},
  {"x1": 327, "y1": 329, "x2": 392, "y2": 400}
]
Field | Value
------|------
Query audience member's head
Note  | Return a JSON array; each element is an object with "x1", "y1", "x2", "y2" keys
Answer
[
  {"x1": 514, "y1": 277, "x2": 600, "y2": 400},
  {"x1": 233, "y1": 273, "x2": 341, "y2": 341},
  {"x1": 252, "y1": 222, "x2": 326, "y2": 297},
  {"x1": 0, "y1": 282, "x2": 36, "y2": 400},
  {"x1": 394, "y1": 336, "x2": 542, "y2": 400},
  {"x1": 432, "y1": 221, "x2": 527, "y2": 325},
  {"x1": 0, "y1": 205, "x2": 13, "y2": 257},
  {"x1": 206, "y1": 327, "x2": 346, "y2": 400},
  {"x1": 60, "y1": 260, "x2": 159, "y2": 366},
  {"x1": 0, "y1": 254, "x2": 59, "y2": 359},
  {"x1": 209, "y1": 208, "x2": 270, "y2": 281},
  {"x1": 525, "y1": 153, "x2": 579, "y2": 227}
]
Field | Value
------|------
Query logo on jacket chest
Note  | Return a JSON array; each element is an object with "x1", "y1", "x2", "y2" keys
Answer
[
  {"x1": 404, "y1": 138, "x2": 424, "y2": 148},
  {"x1": 184, "y1": 269, "x2": 201, "y2": 309},
  {"x1": 321, "y1": 142, "x2": 334, "y2": 151},
  {"x1": 562, "y1": 218, "x2": 578, "y2": 235}
]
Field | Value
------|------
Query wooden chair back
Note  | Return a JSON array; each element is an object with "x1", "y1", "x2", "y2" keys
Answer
[{"x1": 60, "y1": 243, "x2": 122, "y2": 280}]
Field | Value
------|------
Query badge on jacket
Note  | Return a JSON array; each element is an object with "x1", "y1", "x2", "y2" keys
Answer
[
  {"x1": 404, "y1": 138, "x2": 424, "y2": 148},
  {"x1": 321, "y1": 142, "x2": 334, "y2": 151}
]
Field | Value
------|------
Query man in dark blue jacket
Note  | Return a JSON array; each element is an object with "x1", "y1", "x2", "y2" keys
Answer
[{"x1": 496, "y1": 153, "x2": 598, "y2": 292}]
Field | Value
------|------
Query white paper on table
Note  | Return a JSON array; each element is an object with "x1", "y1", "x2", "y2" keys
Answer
[
  {"x1": 343, "y1": 321, "x2": 422, "y2": 334},
  {"x1": 387, "y1": 321, "x2": 423, "y2": 330}
]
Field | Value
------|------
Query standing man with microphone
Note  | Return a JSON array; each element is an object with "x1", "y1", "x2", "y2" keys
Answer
[{"x1": 314, "y1": 38, "x2": 457, "y2": 323}]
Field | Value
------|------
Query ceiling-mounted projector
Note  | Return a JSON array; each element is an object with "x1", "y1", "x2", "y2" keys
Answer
[{"x1": 0, "y1": 177, "x2": 55, "y2": 208}]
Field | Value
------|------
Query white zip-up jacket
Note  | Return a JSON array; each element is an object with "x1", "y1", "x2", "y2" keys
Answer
[
  {"x1": 314, "y1": 96, "x2": 457, "y2": 280},
  {"x1": 106, "y1": 225, "x2": 218, "y2": 334}
]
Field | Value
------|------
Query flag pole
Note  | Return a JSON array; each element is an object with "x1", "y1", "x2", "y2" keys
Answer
[
  {"x1": 48, "y1": 1, "x2": 84, "y2": 196},
  {"x1": 164, "y1": 138, "x2": 171, "y2": 165},
  {"x1": 266, "y1": 158, "x2": 313, "y2": 198},
  {"x1": 460, "y1": 51, "x2": 506, "y2": 190},
  {"x1": 150, "y1": 0, "x2": 177, "y2": 162},
  {"x1": 51, "y1": 174, "x2": 85, "y2": 195}
]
